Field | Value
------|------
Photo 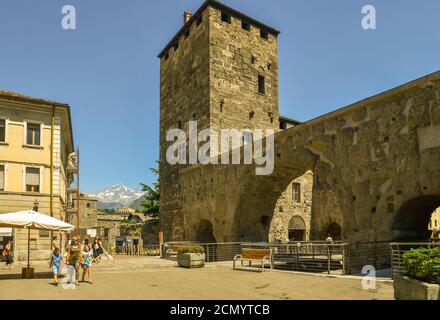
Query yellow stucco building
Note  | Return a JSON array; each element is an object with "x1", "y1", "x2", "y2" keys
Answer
[{"x1": 0, "y1": 90, "x2": 75, "y2": 260}]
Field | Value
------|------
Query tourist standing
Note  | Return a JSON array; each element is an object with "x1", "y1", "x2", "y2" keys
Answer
[
  {"x1": 66, "y1": 237, "x2": 81, "y2": 285},
  {"x1": 81, "y1": 244, "x2": 93, "y2": 284},
  {"x1": 2, "y1": 239, "x2": 14, "y2": 270},
  {"x1": 49, "y1": 247, "x2": 65, "y2": 286}
]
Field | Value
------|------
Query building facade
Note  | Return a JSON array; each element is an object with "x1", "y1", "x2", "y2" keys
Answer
[
  {"x1": 0, "y1": 89, "x2": 75, "y2": 260},
  {"x1": 159, "y1": 0, "x2": 313, "y2": 242}
]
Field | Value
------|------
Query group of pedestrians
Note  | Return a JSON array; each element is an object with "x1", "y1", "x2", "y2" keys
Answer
[{"x1": 49, "y1": 235, "x2": 104, "y2": 286}]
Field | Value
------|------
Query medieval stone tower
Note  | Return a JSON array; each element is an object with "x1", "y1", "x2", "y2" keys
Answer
[{"x1": 159, "y1": 0, "x2": 312, "y2": 242}]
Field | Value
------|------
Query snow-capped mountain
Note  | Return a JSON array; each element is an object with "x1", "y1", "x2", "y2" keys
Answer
[{"x1": 86, "y1": 184, "x2": 145, "y2": 208}]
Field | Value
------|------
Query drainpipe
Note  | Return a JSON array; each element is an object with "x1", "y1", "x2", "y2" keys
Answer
[{"x1": 50, "y1": 106, "x2": 55, "y2": 218}]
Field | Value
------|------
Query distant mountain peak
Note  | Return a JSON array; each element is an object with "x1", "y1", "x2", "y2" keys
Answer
[{"x1": 85, "y1": 184, "x2": 145, "y2": 208}]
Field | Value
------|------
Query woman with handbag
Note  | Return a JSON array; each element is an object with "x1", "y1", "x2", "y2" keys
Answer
[{"x1": 2, "y1": 239, "x2": 14, "y2": 270}]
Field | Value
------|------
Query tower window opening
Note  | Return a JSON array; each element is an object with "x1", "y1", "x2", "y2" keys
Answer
[
  {"x1": 258, "y1": 75, "x2": 266, "y2": 95},
  {"x1": 221, "y1": 12, "x2": 231, "y2": 24},
  {"x1": 260, "y1": 29, "x2": 269, "y2": 39},
  {"x1": 196, "y1": 16, "x2": 203, "y2": 26},
  {"x1": 173, "y1": 41, "x2": 179, "y2": 51},
  {"x1": 249, "y1": 111, "x2": 255, "y2": 120},
  {"x1": 177, "y1": 121, "x2": 182, "y2": 129},
  {"x1": 184, "y1": 29, "x2": 190, "y2": 39},
  {"x1": 242, "y1": 21, "x2": 250, "y2": 31}
]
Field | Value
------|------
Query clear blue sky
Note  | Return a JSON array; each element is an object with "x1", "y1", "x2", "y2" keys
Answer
[{"x1": 0, "y1": 0, "x2": 439, "y2": 192}]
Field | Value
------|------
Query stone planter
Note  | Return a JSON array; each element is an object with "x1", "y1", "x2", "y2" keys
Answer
[
  {"x1": 394, "y1": 274, "x2": 440, "y2": 300},
  {"x1": 177, "y1": 253, "x2": 205, "y2": 269}
]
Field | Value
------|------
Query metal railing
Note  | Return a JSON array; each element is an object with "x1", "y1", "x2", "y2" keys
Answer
[
  {"x1": 390, "y1": 242, "x2": 440, "y2": 277},
  {"x1": 347, "y1": 241, "x2": 392, "y2": 274},
  {"x1": 115, "y1": 244, "x2": 161, "y2": 257},
  {"x1": 244, "y1": 242, "x2": 348, "y2": 275},
  {"x1": 163, "y1": 242, "x2": 243, "y2": 262}
]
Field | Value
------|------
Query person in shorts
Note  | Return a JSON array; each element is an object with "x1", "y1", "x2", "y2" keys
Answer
[{"x1": 49, "y1": 247, "x2": 65, "y2": 286}]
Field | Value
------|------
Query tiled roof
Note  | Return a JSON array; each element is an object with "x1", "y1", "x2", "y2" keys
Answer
[{"x1": 0, "y1": 89, "x2": 68, "y2": 106}]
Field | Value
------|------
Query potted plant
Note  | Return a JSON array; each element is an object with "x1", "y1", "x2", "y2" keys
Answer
[
  {"x1": 177, "y1": 245, "x2": 205, "y2": 269},
  {"x1": 394, "y1": 247, "x2": 440, "y2": 300}
]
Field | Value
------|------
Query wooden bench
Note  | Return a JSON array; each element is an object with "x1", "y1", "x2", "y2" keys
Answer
[{"x1": 233, "y1": 248, "x2": 273, "y2": 272}]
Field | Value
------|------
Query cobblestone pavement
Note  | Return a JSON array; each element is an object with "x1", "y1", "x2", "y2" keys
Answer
[{"x1": 0, "y1": 256, "x2": 394, "y2": 300}]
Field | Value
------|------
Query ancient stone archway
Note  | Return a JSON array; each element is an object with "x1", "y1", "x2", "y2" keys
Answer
[
  {"x1": 327, "y1": 222, "x2": 342, "y2": 240},
  {"x1": 288, "y1": 216, "x2": 307, "y2": 241},
  {"x1": 195, "y1": 220, "x2": 217, "y2": 243},
  {"x1": 392, "y1": 195, "x2": 440, "y2": 241}
]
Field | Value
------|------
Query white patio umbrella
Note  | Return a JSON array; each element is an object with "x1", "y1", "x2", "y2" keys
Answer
[{"x1": 0, "y1": 210, "x2": 75, "y2": 269}]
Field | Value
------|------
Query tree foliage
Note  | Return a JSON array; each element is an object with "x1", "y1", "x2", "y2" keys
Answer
[{"x1": 140, "y1": 165, "x2": 160, "y2": 218}]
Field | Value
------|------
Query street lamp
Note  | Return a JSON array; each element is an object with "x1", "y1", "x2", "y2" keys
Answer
[{"x1": 33, "y1": 199, "x2": 39, "y2": 212}]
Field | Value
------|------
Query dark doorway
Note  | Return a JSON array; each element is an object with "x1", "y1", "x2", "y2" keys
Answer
[
  {"x1": 393, "y1": 195, "x2": 440, "y2": 241},
  {"x1": 327, "y1": 222, "x2": 342, "y2": 240},
  {"x1": 289, "y1": 229, "x2": 305, "y2": 242},
  {"x1": 195, "y1": 220, "x2": 216, "y2": 243},
  {"x1": 288, "y1": 216, "x2": 306, "y2": 241}
]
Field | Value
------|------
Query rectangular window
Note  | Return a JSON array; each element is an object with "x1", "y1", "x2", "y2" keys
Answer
[
  {"x1": 292, "y1": 183, "x2": 301, "y2": 203},
  {"x1": 39, "y1": 230, "x2": 50, "y2": 237},
  {"x1": 258, "y1": 75, "x2": 266, "y2": 94},
  {"x1": 260, "y1": 29, "x2": 269, "y2": 40},
  {"x1": 0, "y1": 119, "x2": 5, "y2": 142},
  {"x1": 221, "y1": 12, "x2": 231, "y2": 24},
  {"x1": 242, "y1": 21, "x2": 250, "y2": 31},
  {"x1": 0, "y1": 165, "x2": 4, "y2": 191},
  {"x1": 26, "y1": 167, "x2": 40, "y2": 193},
  {"x1": 196, "y1": 16, "x2": 203, "y2": 26},
  {"x1": 26, "y1": 123, "x2": 41, "y2": 146}
]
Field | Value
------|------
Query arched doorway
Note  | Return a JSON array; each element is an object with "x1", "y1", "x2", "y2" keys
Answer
[
  {"x1": 195, "y1": 220, "x2": 217, "y2": 243},
  {"x1": 288, "y1": 216, "x2": 307, "y2": 241},
  {"x1": 327, "y1": 222, "x2": 342, "y2": 240},
  {"x1": 393, "y1": 195, "x2": 440, "y2": 241}
]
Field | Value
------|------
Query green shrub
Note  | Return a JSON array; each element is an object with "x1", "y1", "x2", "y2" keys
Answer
[
  {"x1": 177, "y1": 245, "x2": 205, "y2": 254},
  {"x1": 402, "y1": 247, "x2": 440, "y2": 284}
]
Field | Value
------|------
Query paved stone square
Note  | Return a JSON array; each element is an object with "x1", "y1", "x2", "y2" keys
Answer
[{"x1": 0, "y1": 256, "x2": 394, "y2": 300}]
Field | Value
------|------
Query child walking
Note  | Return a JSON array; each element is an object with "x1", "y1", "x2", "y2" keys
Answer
[
  {"x1": 81, "y1": 245, "x2": 93, "y2": 284},
  {"x1": 49, "y1": 247, "x2": 65, "y2": 286}
]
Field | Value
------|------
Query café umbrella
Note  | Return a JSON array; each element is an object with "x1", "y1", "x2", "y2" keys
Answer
[{"x1": 0, "y1": 210, "x2": 75, "y2": 269}]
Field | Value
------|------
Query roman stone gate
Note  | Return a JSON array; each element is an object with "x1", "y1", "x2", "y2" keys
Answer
[{"x1": 174, "y1": 71, "x2": 440, "y2": 245}]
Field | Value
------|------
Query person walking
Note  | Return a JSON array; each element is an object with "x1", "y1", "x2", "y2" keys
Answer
[
  {"x1": 66, "y1": 237, "x2": 81, "y2": 285},
  {"x1": 51, "y1": 235, "x2": 58, "y2": 252},
  {"x1": 2, "y1": 239, "x2": 14, "y2": 270},
  {"x1": 49, "y1": 247, "x2": 65, "y2": 286},
  {"x1": 81, "y1": 244, "x2": 93, "y2": 284}
]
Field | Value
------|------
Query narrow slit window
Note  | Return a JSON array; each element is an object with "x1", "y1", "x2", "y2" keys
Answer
[
  {"x1": 173, "y1": 41, "x2": 179, "y2": 51},
  {"x1": 260, "y1": 29, "x2": 268, "y2": 40},
  {"x1": 196, "y1": 16, "x2": 203, "y2": 26},
  {"x1": 221, "y1": 12, "x2": 231, "y2": 24},
  {"x1": 292, "y1": 183, "x2": 301, "y2": 203},
  {"x1": 184, "y1": 29, "x2": 190, "y2": 39},
  {"x1": 258, "y1": 75, "x2": 265, "y2": 94},
  {"x1": 242, "y1": 21, "x2": 250, "y2": 31}
]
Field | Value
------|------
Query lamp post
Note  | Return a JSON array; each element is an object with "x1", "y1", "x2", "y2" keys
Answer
[
  {"x1": 27, "y1": 199, "x2": 39, "y2": 270},
  {"x1": 33, "y1": 199, "x2": 39, "y2": 212}
]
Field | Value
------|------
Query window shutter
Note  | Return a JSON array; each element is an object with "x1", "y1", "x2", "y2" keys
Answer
[
  {"x1": 26, "y1": 167, "x2": 40, "y2": 186},
  {"x1": 0, "y1": 165, "x2": 4, "y2": 190}
]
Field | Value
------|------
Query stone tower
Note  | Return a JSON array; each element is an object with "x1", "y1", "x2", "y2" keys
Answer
[{"x1": 159, "y1": 0, "x2": 282, "y2": 241}]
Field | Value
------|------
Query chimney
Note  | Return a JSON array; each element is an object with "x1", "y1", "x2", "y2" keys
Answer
[{"x1": 183, "y1": 11, "x2": 192, "y2": 24}]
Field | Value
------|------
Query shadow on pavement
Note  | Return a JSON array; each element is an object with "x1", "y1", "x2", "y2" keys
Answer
[{"x1": 0, "y1": 272, "x2": 56, "y2": 280}]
